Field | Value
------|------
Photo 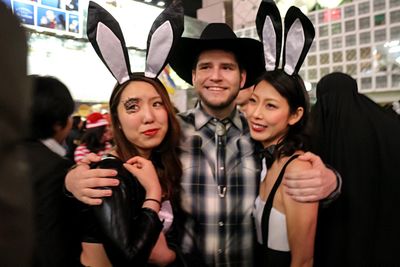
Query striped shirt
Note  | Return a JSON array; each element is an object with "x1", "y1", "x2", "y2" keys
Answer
[
  {"x1": 74, "y1": 142, "x2": 112, "y2": 163},
  {"x1": 178, "y1": 104, "x2": 262, "y2": 267}
]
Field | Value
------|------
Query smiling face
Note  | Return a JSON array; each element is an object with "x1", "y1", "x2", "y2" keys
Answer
[
  {"x1": 246, "y1": 80, "x2": 303, "y2": 148},
  {"x1": 117, "y1": 80, "x2": 168, "y2": 158},
  {"x1": 192, "y1": 49, "x2": 246, "y2": 119}
]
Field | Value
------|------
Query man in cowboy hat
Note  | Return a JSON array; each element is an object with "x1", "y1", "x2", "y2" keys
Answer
[{"x1": 64, "y1": 22, "x2": 340, "y2": 266}]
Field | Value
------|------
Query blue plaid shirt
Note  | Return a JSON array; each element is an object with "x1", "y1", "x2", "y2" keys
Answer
[{"x1": 178, "y1": 104, "x2": 262, "y2": 266}]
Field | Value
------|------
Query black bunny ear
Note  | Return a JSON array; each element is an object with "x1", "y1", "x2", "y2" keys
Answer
[
  {"x1": 282, "y1": 6, "x2": 315, "y2": 75},
  {"x1": 145, "y1": 0, "x2": 184, "y2": 78},
  {"x1": 256, "y1": 0, "x2": 282, "y2": 71},
  {"x1": 87, "y1": 1, "x2": 131, "y2": 84}
]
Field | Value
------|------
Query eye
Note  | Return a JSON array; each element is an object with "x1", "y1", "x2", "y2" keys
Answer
[
  {"x1": 222, "y1": 65, "x2": 234, "y2": 70},
  {"x1": 248, "y1": 97, "x2": 256, "y2": 104},
  {"x1": 198, "y1": 64, "x2": 210, "y2": 70},
  {"x1": 123, "y1": 99, "x2": 140, "y2": 113},
  {"x1": 266, "y1": 103, "x2": 277, "y2": 109},
  {"x1": 126, "y1": 104, "x2": 139, "y2": 112},
  {"x1": 153, "y1": 101, "x2": 164, "y2": 108}
]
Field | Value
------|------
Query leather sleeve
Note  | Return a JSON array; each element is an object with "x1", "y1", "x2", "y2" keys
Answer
[{"x1": 91, "y1": 157, "x2": 163, "y2": 266}]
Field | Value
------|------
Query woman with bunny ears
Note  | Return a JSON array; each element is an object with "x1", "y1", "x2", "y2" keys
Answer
[
  {"x1": 249, "y1": 2, "x2": 318, "y2": 266},
  {"x1": 78, "y1": 1, "x2": 190, "y2": 266}
]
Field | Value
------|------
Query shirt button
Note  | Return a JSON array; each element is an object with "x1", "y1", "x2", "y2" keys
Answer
[
  {"x1": 217, "y1": 249, "x2": 223, "y2": 254},
  {"x1": 219, "y1": 221, "x2": 224, "y2": 227}
]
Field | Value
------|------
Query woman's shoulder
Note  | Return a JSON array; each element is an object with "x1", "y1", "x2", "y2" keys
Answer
[{"x1": 282, "y1": 151, "x2": 312, "y2": 173}]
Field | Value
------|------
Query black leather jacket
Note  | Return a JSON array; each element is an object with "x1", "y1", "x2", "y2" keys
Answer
[
  {"x1": 86, "y1": 155, "x2": 163, "y2": 266},
  {"x1": 82, "y1": 155, "x2": 205, "y2": 267}
]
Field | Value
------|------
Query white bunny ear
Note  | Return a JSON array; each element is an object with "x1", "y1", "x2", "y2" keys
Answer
[
  {"x1": 282, "y1": 6, "x2": 315, "y2": 75},
  {"x1": 87, "y1": 1, "x2": 131, "y2": 84},
  {"x1": 256, "y1": 0, "x2": 282, "y2": 72},
  {"x1": 145, "y1": 0, "x2": 184, "y2": 78}
]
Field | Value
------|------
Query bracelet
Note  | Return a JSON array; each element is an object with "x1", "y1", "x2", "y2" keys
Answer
[{"x1": 143, "y1": 198, "x2": 161, "y2": 206}]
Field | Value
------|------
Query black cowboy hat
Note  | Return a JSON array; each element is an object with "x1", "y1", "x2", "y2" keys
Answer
[{"x1": 169, "y1": 23, "x2": 265, "y2": 89}]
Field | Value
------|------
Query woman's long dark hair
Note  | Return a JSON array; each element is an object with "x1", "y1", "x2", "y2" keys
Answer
[
  {"x1": 256, "y1": 69, "x2": 310, "y2": 158},
  {"x1": 109, "y1": 73, "x2": 182, "y2": 202}
]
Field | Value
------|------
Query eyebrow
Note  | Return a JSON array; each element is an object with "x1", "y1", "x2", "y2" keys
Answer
[
  {"x1": 221, "y1": 62, "x2": 237, "y2": 68},
  {"x1": 122, "y1": 97, "x2": 140, "y2": 104},
  {"x1": 197, "y1": 62, "x2": 237, "y2": 68},
  {"x1": 122, "y1": 95, "x2": 162, "y2": 103},
  {"x1": 197, "y1": 62, "x2": 211, "y2": 67}
]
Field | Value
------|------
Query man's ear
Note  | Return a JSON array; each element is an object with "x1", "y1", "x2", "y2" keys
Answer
[
  {"x1": 288, "y1": 107, "x2": 304, "y2": 125},
  {"x1": 239, "y1": 70, "x2": 247, "y2": 89},
  {"x1": 53, "y1": 123, "x2": 62, "y2": 133},
  {"x1": 192, "y1": 69, "x2": 197, "y2": 85}
]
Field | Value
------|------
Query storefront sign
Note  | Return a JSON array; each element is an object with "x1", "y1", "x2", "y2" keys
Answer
[{"x1": 2, "y1": 0, "x2": 81, "y2": 37}]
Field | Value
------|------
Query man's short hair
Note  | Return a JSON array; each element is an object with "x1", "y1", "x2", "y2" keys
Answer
[{"x1": 29, "y1": 76, "x2": 74, "y2": 140}]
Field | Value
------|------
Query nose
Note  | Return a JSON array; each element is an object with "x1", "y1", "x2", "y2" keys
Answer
[
  {"x1": 209, "y1": 67, "x2": 222, "y2": 81},
  {"x1": 250, "y1": 103, "x2": 263, "y2": 120},
  {"x1": 142, "y1": 104, "x2": 155, "y2": 124}
]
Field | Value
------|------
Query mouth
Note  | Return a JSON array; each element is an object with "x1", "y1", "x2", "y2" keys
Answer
[
  {"x1": 205, "y1": 86, "x2": 227, "y2": 91},
  {"x1": 250, "y1": 122, "x2": 267, "y2": 132},
  {"x1": 142, "y1": 128, "x2": 159, "y2": 136}
]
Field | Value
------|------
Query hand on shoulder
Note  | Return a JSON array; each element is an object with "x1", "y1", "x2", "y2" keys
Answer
[{"x1": 282, "y1": 151, "x2": 336, "y2": 202}]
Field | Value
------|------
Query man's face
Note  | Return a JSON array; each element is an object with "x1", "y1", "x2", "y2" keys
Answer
[{"x1": 192, "y1": 49, "x2": 246, "y2": 114}]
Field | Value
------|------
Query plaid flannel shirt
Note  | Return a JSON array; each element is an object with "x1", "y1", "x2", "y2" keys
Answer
[{"x1": 178, "y1": 104, "x2": 261, "y2": 267}]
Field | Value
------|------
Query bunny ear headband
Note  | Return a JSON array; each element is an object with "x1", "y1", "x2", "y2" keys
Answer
[
  {"x1": 86, "y1": 0, "x2": 184, "y2": 84},
  {"x1": 256, "y1": 0, "x2": 315, "y2": 75}
]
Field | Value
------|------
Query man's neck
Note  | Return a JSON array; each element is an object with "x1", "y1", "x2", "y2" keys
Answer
[{"x1": 200, "y1": 102, "x2": 236, "y2": 120}]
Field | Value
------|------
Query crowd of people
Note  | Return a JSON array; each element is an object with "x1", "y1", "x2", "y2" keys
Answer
[{"x1": 1, "y1": 0, "x2": 400, "y2": 266}]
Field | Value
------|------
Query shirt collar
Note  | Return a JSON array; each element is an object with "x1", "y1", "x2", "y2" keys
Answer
[
  {"x1": 193, "y1": 102, "x2": 243, "y2": 131},
  {"x1": 40, "y1": 138, "x2": 66, "y2": 157}
]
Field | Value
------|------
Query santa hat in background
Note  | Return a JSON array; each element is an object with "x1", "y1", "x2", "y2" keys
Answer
[{"x1": 85, "y1": 112, "x2": 108, "y2": 129}]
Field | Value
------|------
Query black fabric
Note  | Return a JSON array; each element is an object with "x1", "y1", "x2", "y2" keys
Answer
[
  {"x1": 85, "y1": 156, "x2": 162, "y2": 266},
  {"x1": 146, "y1": 0, "x2": 184, "y2": 78},
  {"x1": 282, "y1": 6, "x2": 315, "y2": 75},
  {"x1": 168, "y1": 23, "x2": 265, "y2": 88},
  {"x1": 87, "y1": 0, "x2": 184, "y2": 83},
  {"x1": 258, "y1": 155, "x2": 298, "y2": 266},
  {"x1": 311, "y1": 72, "x2": 400, "y2": 266},
  {"x1": 24, "y1": 141, "x2": 82, "y2": 267},
  {"x1": 0, "y1": 3, "x2": 33, "y2": 266},
  {"x1": 85, "y1": 155, "x2": 195, "y2": 266},
  {"x1": 262, "y1": 145, "x2": 276, "y2": 169},
  {"x1": 86, "y1": 1, "x2": 132, "y2": 81},
  {"x1": 255, "y1": 0, "x2": 282, "y2": 71}
]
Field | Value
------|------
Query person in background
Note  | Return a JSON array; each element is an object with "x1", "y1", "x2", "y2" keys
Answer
[
  {"x1": 25, "y1": 75, "x2": 81, "y2": 266},
  {"x1": 311, "y1": 72, "x2": 400, "y2": 266},
  {"x1": 65, "y1": 115, "x2": 84, "y2": 161},
  {"x1": 235, "y1": 85, "x2": 254, "y2": 116},
  {"x1": 102, "y1": 112, "x2": 115, "y2": 145},
  {"x1": 74, "y1": 112, "x2": 112, "y2": 163},
  {"x1": 0, "y1": 3, "x2": 33, "y2": 266}
]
